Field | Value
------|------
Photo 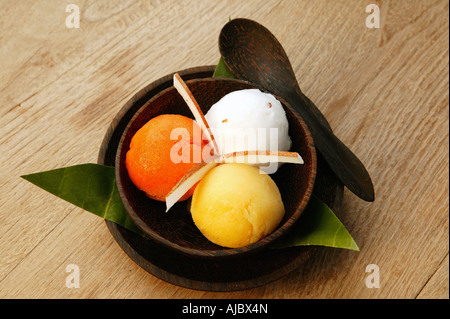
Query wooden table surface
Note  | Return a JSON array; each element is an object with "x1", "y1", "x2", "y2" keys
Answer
[{"x1": 1, "y1": 0, "x2": 448, "y2": 299}]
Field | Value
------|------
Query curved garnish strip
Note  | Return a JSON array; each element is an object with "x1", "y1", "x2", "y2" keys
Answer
[
  {"x1": 221, "y1": 151, "x2": 304, "y2": 165},
  {"x1": 173, "y1": 73, "x2": 220, "y2": 156},
  {"x1": 165, "y1": 159, "x2": 218, "y2": 212}
]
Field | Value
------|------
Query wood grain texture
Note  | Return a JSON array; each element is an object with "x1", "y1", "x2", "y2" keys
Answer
[
  {"x1": 0, "y1": 0, "x2": 448, "y2": 299},
  {"x1": 417, "y1": 254, "x2": 449, "y2": 299}
]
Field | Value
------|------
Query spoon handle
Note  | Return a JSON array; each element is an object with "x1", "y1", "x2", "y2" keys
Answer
[
  {"x1": 297, "y1": 89, "x2": 333, "y2": 133},
  {"x1": 286, "y1": 91, "x2": 375, "y2": 202}
]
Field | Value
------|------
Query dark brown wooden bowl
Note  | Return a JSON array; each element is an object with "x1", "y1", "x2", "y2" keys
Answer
[{"x1": 115, "y1": 77, "x2": 316, "y2": 258}]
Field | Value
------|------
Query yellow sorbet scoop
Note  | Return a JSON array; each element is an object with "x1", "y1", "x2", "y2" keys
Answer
[{"x1": 190, "y1": 163, "x2": 285, "y2": 248}]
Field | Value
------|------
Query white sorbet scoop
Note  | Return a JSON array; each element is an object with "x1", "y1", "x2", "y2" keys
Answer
[{"x1": 204, "y1": 89, "x2": 292, "y2": 173}]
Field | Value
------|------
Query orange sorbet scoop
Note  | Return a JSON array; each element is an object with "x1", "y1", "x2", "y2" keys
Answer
[{"x1": 125, "y1": 114, "x2": 212, "y2": 202}]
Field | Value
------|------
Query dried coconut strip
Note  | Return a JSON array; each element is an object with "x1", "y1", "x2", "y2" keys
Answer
[
  {"x1": 221, "y1": 150, "x2": 304, "y2": 165},
  {"x1": 165, "y1": 159, "x2": 218, "y2": 212},
  {"x1": 173, "y1": 73, "x2": 220, "y2": 156}
]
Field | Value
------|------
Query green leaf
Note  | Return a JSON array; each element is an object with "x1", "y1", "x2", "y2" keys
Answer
[
  {"x1": 212, "y1": 57, "x2": 236, "y2": 79},
  {"x1": 271, "y1": 195, "x2": 359, "y2": 251},
  {"x1": 21, "y1": 164, "x2": 143, "y2": 235}
]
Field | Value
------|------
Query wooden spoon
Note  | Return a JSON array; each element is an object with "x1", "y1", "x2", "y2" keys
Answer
[{"x1": 219, "y1": 18, "x2": 374, "y2": 202}]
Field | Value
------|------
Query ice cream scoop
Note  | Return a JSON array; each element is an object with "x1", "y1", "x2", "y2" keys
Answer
[
  {"x1": 190, "y1": 163, "x2": 285, "y2": 248},
  {"x1": 125, "y1": 114, "x2": 210, "y2": 201},
  {"x1": 204, "y1": 89, "x2": 292, "y2": 173}
]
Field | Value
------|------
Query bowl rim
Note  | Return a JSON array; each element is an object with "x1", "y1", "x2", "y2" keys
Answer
[{"x1": 115, "y1": 77, "x2": 317, "y2": 258}]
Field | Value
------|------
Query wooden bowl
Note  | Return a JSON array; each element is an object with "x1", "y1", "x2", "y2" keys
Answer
[{"x1": 115, "y1": 77, "x2": 316, "y2": 258}]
